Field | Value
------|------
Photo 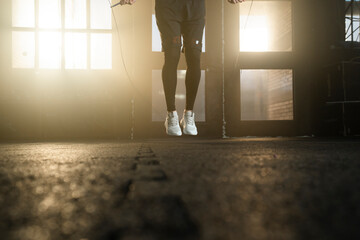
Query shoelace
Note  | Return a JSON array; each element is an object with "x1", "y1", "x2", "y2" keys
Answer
[
  {"x1": 169, "y1": 116, "x2": 179, "y2": 127},
  {"x1": 186, "y1": 114, "x2": 194, "y2": 126}
]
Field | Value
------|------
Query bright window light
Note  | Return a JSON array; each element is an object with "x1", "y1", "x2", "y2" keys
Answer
[
  {"x1": 152, "y1": 15, "x2": 162, "y2": 52},
  {"x1": 240, "y1": 16, "x2": 269, "y2": 52},
  {"x1": 90, "y1": 0, "x2": 112, "y2": 29},
  {"x1": 65, "y1": 33, "x2": 87, "y2": 69},
  {"x1": 12, "y1": 0, "x2": 35, "y2": 28},
  {"x1": 39, "y1": 0, "x2": 61, "y2": 29},
  {"x1": 11, "y1": 0, "x2": 113, "y2": 70},
  {"x1": 91, "y1": 33, "x2": 112, "y2": 69},
  {"x1": 12, "y1": 31, "x2": 35, "y2": 68},
  {"x1": 65, "y1": 0, "x2": 87, "y2": 29},
  {"x1": 239, "y1": 1, "x2": 292, "y2": 52},
  {"x1": 39, "y1": 32, "x2": 62, "y2": 69}
]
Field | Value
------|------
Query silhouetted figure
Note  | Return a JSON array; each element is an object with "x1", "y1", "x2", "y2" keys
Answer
[{"x1": 124, "y1": 0, "x2": 245, "y2": 136}]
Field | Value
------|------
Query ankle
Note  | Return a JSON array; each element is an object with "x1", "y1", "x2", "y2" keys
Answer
[{"x1": 168, "y1": 110, "x2": 177, "y2": 115}]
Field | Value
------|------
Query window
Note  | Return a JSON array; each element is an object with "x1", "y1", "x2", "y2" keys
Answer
[
  {"x1": 238, "y1": 2, "x2": 294, "y2": 122},
  {"x1": 240, "y1": 69, "x2": 294, "y2": 121},
  {"x1": 345, "y1": 0, "x2": 360, "y2": 42},
  {"x1": 11, "y1": 0, "x2": 112, "y2": 70},
  {"x1": 239, "y1": 1, "x2": 292, "y2": 52}
]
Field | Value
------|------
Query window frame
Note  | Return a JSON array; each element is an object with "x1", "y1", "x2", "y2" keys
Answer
[
  {"x1": 237, "y1": 0, "x2": 295, "y2": 122},
  {"x1": 11, "y1": 0, "x2": 113, "y2": 71},
  {"x1": 224, "y1": 0, "x2": 297, "y2": 137},
  {"x1": 345, "y1": 0, "x2": 360, "y2": 42}
]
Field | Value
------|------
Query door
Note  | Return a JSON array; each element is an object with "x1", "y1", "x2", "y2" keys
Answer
[{"x1": 225, "y1": 0, "x2": 297, "y2": 136}]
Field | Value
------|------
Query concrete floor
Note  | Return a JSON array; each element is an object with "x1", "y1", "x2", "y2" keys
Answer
[{"x1": 0, "y1": 138, "x2": 360, "y2": 240}]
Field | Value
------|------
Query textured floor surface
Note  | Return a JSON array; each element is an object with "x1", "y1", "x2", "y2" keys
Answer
[{"x1": 0, "y1": 138, "x2": 360, "y2": 240}]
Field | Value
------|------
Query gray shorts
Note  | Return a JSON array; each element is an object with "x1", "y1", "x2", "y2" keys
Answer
[{"x1": 155, "y1": 0, "x2": 205, "y2": 52}]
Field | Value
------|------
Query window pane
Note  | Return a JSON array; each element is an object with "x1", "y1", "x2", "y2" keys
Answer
[
  {"x1": 152, "y1": 70, "x2": 206, "y2": 121},
  {"x1": 39, "y1": 0, "x2": 61, "y2": 29},
  {"x1": 12, "y1": 31, "x2": 35, "y2": 68},
  {"x1": 65, "y1": 0, "x2": 87, "y2": 29},
  {"x1": 240, "y1": 69, "x2": 293, "y2": 120},
  {"x1": 90, "y1": 0, "x2": 111, "y2": 29},
  {"x1": 91, "y1": 33, "x2": 112, "y2": 69},
  {"x1": 12, "y1": 0, "x2": 35, "y2": 27},
  {"x1": 239, "y1": 1, "x2": 292, "y2": 52},
  {"x1": 152, "y1": 15, "x2": 162, "y2": 52},
  {"x1": 65, "y1": 33, "x2": 87, "y2": 69},
  {"x1": 345, "y1": 0, "x2": 360, "y2": 42},
  {"x1": 152, "y1": 14, "x2": 206, "y2": 52},
  {"x1": 345, "y1": 17, "x2": 360, "y2": 42},
  {"x1": 39, "y1": 32, "x2": 62, "y2": 69}
]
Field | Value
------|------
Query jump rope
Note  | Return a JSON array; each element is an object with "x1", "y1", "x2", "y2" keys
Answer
[{"x1": 106, "y1": 0, "x2": 254, "y2": 139}]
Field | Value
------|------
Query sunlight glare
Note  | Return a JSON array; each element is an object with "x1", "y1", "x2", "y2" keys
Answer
[
  {"x1": 12, "y1": 0, "x2": 35, "y2": 27},
  {"x1": 39, "y1": 32, "x2": 62, "y2": 69},
  {"x1": 12, "y1": 31, "x2": 35, "y2": 68},
  {"x1": 240, "y1": 16, "x2": 269, "y2": 52},
  {"x1": 239, "y1": 1, "x2": 292, "y2": 52},
  {"x1": 65, "y1": 0, "x2": 87, "y2": 29},
  {"x1": 91, "y1": 33, "x2": 112, "y2": 69},
  {"x1": 39, "y1": 0, "x2": 61, "y2": 29},
  {"x1": 90, "y1": 0, "x2": 111, "y2": 29},
  {"x1": 65, "y1": 33, "x2": 87, "y2": 69}
]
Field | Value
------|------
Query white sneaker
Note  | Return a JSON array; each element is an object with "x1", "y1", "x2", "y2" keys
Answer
[
  {"x1": 180, "y1": 110, "x2": 198, "y2": 136},
  {"x1": 164, "y1": 111, "x2": 182, "y2": 136}
]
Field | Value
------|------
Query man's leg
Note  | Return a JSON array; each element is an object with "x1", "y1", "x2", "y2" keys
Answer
[
  {"x1": 178, "y1": 0, "x2": 205, "y2": 136},
  {"x1": 162, "y1": 42, "x2": 181, "y2": 112},
  {"x1": 155, "y1": 0, "x2": 182, "y2": 112},
  {"x1": 182, "y1": 0, "x2": 205, "y2": 111},
  {"x1": 180, "y1": 39, "x2": 202, "y2": 136},
  {"x1": 184, "y1": 44, "x2": 202, "y2": 111},
  {"x1": 155, "y1": 0, "x2": 183, "y2": 136}
]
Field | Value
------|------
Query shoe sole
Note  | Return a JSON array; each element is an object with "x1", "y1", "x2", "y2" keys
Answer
[
  {"x1": 165, "y1": 123, "x2": 182, "y2": 136},
  {"x1": 180, "y1": 120, "x2": 197, "y2": 136},
  {"x1": 183, "y1": 130, "x2": 198, "y2": 136},
  {"x1": 166, "y1": 131, "x2": 182, "y2": 136}
]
